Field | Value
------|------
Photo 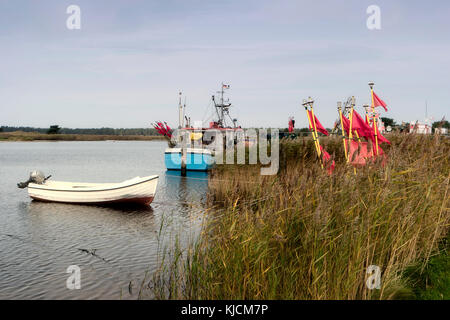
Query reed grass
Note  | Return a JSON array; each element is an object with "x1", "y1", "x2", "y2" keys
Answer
[{"x1": 151, "y1": 133, "x2": 449, "y2": 299}]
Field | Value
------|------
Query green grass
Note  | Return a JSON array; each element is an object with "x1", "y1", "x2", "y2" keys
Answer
[
  {"x1": 402, "y1": 234, "x2": 449, "y2": 299},
  {"x1": 150, "y1": 134, "x2": 449, "y2": 300}
]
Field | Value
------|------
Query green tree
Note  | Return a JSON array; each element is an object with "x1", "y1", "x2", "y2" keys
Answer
[
  {"x1": 47, "y1": 125, "x2": 61, "y2": 134},
  {"x1": 380, "y1": 117, "x2": 396, "y2": 128},
  {"x1": 432, "y1": 120, "x2": 449, "y2": 129}
]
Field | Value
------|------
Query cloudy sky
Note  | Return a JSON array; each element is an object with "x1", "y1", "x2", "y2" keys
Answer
[{"x1": 0, "y1": 0, "x2": 449, "y2": 129}]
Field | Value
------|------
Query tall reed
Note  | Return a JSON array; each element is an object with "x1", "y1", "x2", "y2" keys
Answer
[{"x1": 152, "y1": 134, "x2": 449, "y2": 299}]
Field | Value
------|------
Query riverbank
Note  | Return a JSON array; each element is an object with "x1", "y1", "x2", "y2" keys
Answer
[
  {"x1": 0, "y1": 131, "x2": 166, "y2": 141},
  {"x1": 151, "y1": 134, "x2": 449, "y2": 299}
]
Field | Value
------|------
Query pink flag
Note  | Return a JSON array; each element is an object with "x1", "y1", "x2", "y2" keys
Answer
[
  {"x1": 308, "y1": 111, "x2": 329, "y2": 136},
  {"x1": 348, "y1": 141, "x2": 372, "y2": 166},
  {"x1": 320, "y1": 145, "x2": 335, "y2": 175},
  {"x1": 373, "y1": 92, "x2": 388, "y2": 112},
  {"x1": 341, "y1": 115, "x2": 350, "y2": 135},
  {"x1": 365, "y1": 118, "x2": 391, "y2": 145},
  {"x1": 351, "y1": 111, "x2": 374, "y2": 139}
]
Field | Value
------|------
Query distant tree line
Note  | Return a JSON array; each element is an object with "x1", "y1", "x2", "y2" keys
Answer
[
  {"x1": 0, "y1": 126, "x2": 161, "y2": 136},
  {"x1": 432, "y1": 120, "x2": 450, "y2": 129}
]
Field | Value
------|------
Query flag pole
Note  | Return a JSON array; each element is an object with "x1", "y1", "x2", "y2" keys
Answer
[
  {"x1": 309, "y1": 97, "x2": 323, "y2": 156},
  {"x1": 349, "y1": 97, "x2": 357, "y2": 173},
  {"x1": 309, "y1": 97, "x2": 324, "y2": 169},
  {"x1": 303, "y1": 98, "x2": 323, "y2": 169},
  {"x1": 364, "y1": 105, "x2": 374, "y2": 157},
  {"x1": 350, "y1": 97, "x2": 361, "y2": 142},
  {"x1": 348, "y1": 97, "x2": 355, "y2": 163},
  {"x1": 338, "y1": 102, "x2": 348, "y2": 161},
  {"x1": 369, "y1": 82, "x2": 379, "y2": 156}
]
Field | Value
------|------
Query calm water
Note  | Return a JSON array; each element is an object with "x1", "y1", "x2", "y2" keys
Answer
[{"x1": 0, "y1": 141, "x2": 208, "y2": 299}]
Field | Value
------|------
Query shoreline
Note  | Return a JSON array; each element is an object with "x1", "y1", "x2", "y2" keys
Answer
[
  {"x1": 150, "y1": 134, "x2": 449, "y2": 300},
  {"x1": 0, "y1": 131, "x2": 167, "y2": 142}
]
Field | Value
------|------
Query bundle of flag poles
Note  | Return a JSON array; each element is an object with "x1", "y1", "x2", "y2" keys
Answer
[
  {"x1": 302, "y1": 83, "x2": 390, "y2": 174},
  {"x1": 303, "y1": 97, "x2": 335, "y2": 174},
  {"x1": 337, "y1": 83, "x2": 390, "y2": 167},
  {"x1": 152, "y1": 121, "x2": 173, "y2": 138}
]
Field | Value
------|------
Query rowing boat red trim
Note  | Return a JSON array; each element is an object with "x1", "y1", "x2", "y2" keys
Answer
[{"x1": 30, "y1": 196, "x2": 155, "y2": 206}]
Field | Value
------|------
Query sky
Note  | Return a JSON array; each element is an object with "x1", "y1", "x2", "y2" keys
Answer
[{"x1": 0, "y1": 0, "x2": 449, "y2": 129}]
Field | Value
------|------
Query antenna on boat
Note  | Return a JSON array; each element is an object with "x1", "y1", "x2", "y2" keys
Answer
[
  {"x1": 184, "y1": 96, "x2": 187, "y2": 128},
  {"x1": 178, "y1": 91, "x2": 183, "y2": 129}
]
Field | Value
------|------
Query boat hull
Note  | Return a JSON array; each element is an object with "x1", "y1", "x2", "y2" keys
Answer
[
  {"x1": 27, "y1": 175, "x2": 158, "y2": 206},
  {"x1": 30, "y1": 196, "x2": 154, "y2": 206},
  {"x1": 165, "y1": 148, "x2": 214, "y2": 171}
]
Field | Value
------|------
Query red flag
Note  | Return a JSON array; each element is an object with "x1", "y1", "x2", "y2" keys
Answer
[
  {"x1": 320, "y1": 145, "x2": 335, "y2": 174},
  {"x1": 364, "y1": 114, "x2": 371, "y2": 126},
  {"x1": 157, "y1": 122, "x2": 167, "y2": 135},
  {"x1": 351, "y1": 111, "x2": 374, "y2": 139},
  {"x1": 373, "y1": 92, "x2": 388, "y2": 112},
  {"x1": 163, "y1": 122, "x2": 173, "y2": 138},
  {"x1": 341, "y1": 115, "x2": 350, "y2": 135},
  {"x1": 365, "y1": 118, "x2": 391, "y2": 145},
  {"x1": 288, "y1": 118, "x2": 294, "y2": 133},
  {"x1": 164, "y1": 122, "x2": 172, "y2": 132},
  {"x1": 308, "y1": 111, "x2": 329, "y2": 136},
  {"x1": 153, "y1": 121, "x2": 173, "y2": 137},
  {"x1": 348, "y1": 141, "x2": 372, "y2": 166},
  {"x1": 376, "y1": 131, "x2": 390, "y2": 144},
  {"x1": 153, "y1": 124, "x2": 165, "y2": 135}
]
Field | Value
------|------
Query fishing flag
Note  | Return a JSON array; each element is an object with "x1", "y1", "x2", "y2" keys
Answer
[
  {"x1": 308, "y1": 111, "x2": 329, "y2": 136},
  {"x1": 364, "y1": 118, "x2": 391, "y2": 145},
  {"x1": 320, "y1": 145, "x2": 335, "y2": 175},
  {"x1": 376, "y1": 131, "x2": 390, "y2": 145},
  {"x1": 351, "y1": 110, "x2": 374, "y2": 140},
  {"x1": 341, "y1": 115, "x2": 351, "y2": 135},
  {"x1": 373, "y1": 92, "x2": 388, "y2": 112},
  {"x1": 348, "y1": 140, "x2": 372, "y2": 166},
  {"x1": 288, "y1": 117, "x2": 295, "y2": 133},
  {"x1": 164, "y1": 122, "x2": 172, "y2": 132},
  {"x1": 153, "y1": 121, "x2": 172, "y2": 138}
]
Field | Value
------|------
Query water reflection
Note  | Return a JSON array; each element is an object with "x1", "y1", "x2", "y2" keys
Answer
[
  {"x1": 163, "y1": 171, "x2": 209, "y2": 217},
  {"x1": 0, "y1": 141, "x2": 209, "y2": 299}
]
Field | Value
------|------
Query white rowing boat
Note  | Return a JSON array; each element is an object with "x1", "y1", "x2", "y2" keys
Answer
[{"x1": 26, "y1": 175, "x2": 158, "y2": 206}]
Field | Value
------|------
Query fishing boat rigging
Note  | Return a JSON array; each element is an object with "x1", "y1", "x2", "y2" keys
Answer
[
  {"x1": 162, "y1": 83, "x2": 241, "y2": 171},
  {"x1": 210, "y1": 83, "x2": 239, "y2": 129}
]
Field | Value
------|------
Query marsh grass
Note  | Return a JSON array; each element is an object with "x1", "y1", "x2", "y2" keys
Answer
[{"x1": 151, "y1": 134, "x2": 449, "y2": 299}]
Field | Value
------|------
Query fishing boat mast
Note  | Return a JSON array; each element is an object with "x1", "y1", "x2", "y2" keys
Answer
[{"x1": 178, "y1": 91, "x2": 184, "y2": 129}]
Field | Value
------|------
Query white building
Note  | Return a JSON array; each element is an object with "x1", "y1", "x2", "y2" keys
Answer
[
  {"x1": 434, "y1": 127, "x2": 448, "y2": 135},
  {"x1": 409, "y1": 122, "x2": 432, "y2": 134}
]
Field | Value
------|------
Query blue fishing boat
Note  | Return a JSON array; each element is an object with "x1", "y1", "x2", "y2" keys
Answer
[
  {"x1": 161, "y1": 83, "x2": 241, "y2": 172},
  {"x1": 164, "y1": 147, "x2": 214, "y2": 171}
]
